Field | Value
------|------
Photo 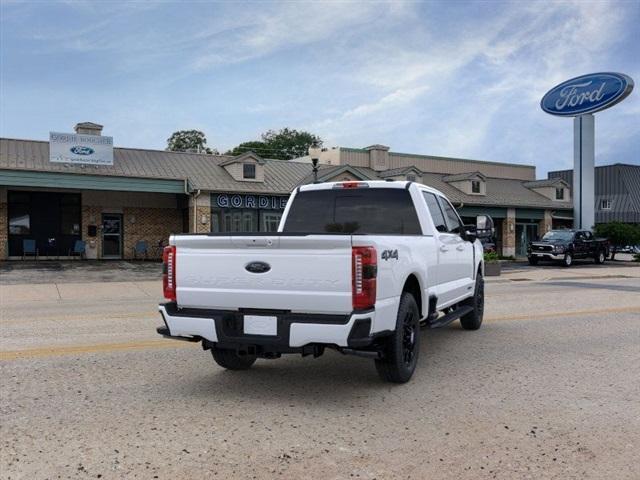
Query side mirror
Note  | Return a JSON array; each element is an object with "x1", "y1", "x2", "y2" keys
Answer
[{"x1": 475, "y1": 214, "x2": 495, "y2": 239}]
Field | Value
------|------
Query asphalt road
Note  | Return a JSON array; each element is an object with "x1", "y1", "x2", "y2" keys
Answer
[{"x1": 1, "y1": 266, "x2": 639, "y2": 479}]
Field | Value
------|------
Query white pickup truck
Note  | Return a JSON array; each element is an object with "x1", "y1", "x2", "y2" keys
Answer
[{"x1": 158, "y1": 181, "x2": 493, "y2": 383}]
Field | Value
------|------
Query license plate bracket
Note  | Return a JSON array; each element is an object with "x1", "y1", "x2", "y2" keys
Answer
[{"x1": 243, "y1": 315, "x2": 278, "y2": 336}]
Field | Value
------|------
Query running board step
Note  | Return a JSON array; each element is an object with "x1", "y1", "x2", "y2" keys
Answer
[{"x1": 424, "y1": 306, "x2": 473, "y2": 329}]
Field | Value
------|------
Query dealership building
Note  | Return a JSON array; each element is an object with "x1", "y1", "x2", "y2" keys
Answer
[{"x1": 1, "y1": 122, "x2": 578, "y2": 260}]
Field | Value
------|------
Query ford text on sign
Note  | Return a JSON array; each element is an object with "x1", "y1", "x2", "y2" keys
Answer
[
  {"x1": 49, "y1": 132, "x2": 114, "y2": 166},
  {"x1": 541, "y1": 73, "x2": 634, "y2": 116}
]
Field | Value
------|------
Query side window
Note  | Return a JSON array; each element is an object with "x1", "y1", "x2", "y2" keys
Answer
[
  {"x1": 575, "y1": 232, "x2": 584, "y2": 241},
  {"x1": 422, "y1": 192, "x2": 447, "y2": 233},
  {"x1": 437, "y1": 197, "x2": 463, "y2": 234},
  {"x1": 583, "y1": 231, "x2": 593, "y2": 241}
]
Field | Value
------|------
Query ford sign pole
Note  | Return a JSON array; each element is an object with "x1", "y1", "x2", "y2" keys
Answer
[
  {"x1": 541, "y1": 72, "x2": 634, "y2": 230},
  {"x1": 574, "y1": 114, "x2": 595, "y2": 230}
]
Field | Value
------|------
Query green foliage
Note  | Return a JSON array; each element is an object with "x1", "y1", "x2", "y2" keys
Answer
[
  {"x1": 225, "y1": 141, "x2": 270, "y2": 157},
  {"x1": 167, "y1": 130, "x2": 217, "y2": 154},
  {"x1": 593, "y1": 222, "x2": 640, "y2": 260},
  {"x1": 226, "y1": 128, "x2": 322, "y2": 160},
  {"x1": 484, "y1": 251, "x2": 500, "y2": 263}
]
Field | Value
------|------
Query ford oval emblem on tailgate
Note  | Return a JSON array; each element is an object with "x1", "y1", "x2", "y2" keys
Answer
[{"x1": 245, "y1": 261, "x2": 271, "y2": 274}]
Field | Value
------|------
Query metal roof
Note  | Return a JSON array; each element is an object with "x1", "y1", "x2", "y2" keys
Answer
[
  {"x1": 0, "y1": 137, "x2": 573, "y2": 210},
  {"x1": 295, "y1": 164, "x2": 572, "y2": 210},
  {"x1": 523, "y1": 178, "x2": 568, "y2": 188},
  {"x1": 377, "y1": 166, "x2": 423, "y2": 178},
  {"x1": 443, "y1": 171, "x2": 486, "y2": 182},
  {"x1": 0, "y1": 137, "x2": 310, "y2": 194}
]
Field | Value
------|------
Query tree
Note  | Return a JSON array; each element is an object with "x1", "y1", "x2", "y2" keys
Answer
[
  {"x1": 226, "y1": 128, "x2": 322, "y2": 160},
  {"x1": 225, "y1": 141, "x2": 269, "y2": 157},
  {"x1": 167, "y1": 130, "x2": 217, "y2": 154},
  {"x1": 594, "y1": 222, "x2": 640, "y2": 260}
]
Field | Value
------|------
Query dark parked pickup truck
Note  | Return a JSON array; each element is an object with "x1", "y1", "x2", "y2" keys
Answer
[{"x1": 527, "y1": 230, "x2": 609, "y2": 267}]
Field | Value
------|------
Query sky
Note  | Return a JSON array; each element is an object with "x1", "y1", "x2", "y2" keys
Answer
[{"x1": 1, "y1": 0, "x2": 638, "y2": 177}]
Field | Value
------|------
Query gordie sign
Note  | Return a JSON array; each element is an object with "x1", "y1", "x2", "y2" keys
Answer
[
  {"x1": 214, "y1": 194, "x2": 288, "y2": 210},
  {"x1": 541, "y1": 72, "x2": 634, "y2": 116}
]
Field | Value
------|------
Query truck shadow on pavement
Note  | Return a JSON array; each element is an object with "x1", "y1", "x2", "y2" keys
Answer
[{"x1": 178, "y1": 323, "x2": 485, "y2": 403}]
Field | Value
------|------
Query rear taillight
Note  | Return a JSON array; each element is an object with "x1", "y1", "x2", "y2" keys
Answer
[
  {"x1": 162, "y1": 245, "x2": 176, "y2": 301},
  {"x1": 352, "y1": 246, "x2": 377, "y2": 310}
]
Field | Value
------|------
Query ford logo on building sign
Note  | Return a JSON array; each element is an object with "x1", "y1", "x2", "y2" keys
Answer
[
  {"x1": 541, "y1": 72, "x2": 634, "y2": 116},
  {"x1": 245, "y1": 261, "x2": 271, "y2": 274},
  {"x1": 70, "y1": 146, "x2": 95, "y2": 155}
]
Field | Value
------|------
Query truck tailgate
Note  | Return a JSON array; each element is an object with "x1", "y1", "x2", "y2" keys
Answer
[{"x1": 174, "y1": 235, "x2": 352, "y2": 314}]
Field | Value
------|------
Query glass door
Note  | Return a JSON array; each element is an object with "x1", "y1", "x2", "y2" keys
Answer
[
  {"x1": 102, "y1": 213, "x2": 123, "y2": 259},
  {"x1": 516, "y1": 223, "x2": 539, "y2": 257}
]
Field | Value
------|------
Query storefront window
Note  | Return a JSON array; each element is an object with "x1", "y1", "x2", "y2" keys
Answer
[
  {"x1": 9, "y1": 209, "x2": 30, "y2": 234},
  {"x1": 8, "y1": 192, "x2": 30, "y2": 234},
  {"x1": 210, "y1": 193, "x2": 287, "y2": 233},
  {"x1": 261, "y1": 212, "x2": 282, "y2": 232},
  {"x1": 7, "y1": 191, "x2": 81, "y2": 257}
]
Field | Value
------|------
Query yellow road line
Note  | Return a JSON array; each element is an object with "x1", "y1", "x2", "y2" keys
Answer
[
  {"x1": 2, "y1": 306, "x2": 639, "y2": 361},
  {"x1": 0, "y1": 312, "x2": 156, "y2": 324},
  {"x1": 485, "y1": 305, "x2": 640, "y2": 322},
  {"x1": 0, "y1": 339, "x2": 193, "y2": 361}
]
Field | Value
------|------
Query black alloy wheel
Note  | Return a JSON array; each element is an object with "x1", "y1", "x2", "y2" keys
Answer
[
  {"x1": 375, "y1": 292, "x2": 421, "y2": 383},
  {"x1": 460, "y1": 272, "x2": 484, "y2": 330}
]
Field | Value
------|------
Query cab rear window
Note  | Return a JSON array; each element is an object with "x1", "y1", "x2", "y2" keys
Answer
[{"x1": 282, "y1": 188, "x2": 421, "y2": 235}]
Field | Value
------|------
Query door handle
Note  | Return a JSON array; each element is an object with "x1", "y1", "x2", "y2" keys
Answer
[
  {"x1": 439, "y1": 245, "x2": 449, "y2": 253},
  {"x1": 456, "y1": 245, "x2": 465, "y2": 251}
]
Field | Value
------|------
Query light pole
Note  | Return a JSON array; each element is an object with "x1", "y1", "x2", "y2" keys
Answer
[{"x1": 308, "y1": 144, "x2": 321, "y2": 183}]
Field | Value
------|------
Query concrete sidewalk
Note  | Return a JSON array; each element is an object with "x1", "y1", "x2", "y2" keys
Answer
[{"x1": 0, "y1": 260, "x2": 162, "y2": 285}]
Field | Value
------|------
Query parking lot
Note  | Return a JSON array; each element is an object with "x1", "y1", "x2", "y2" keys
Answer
[{"x1": 1, "y1": 261, "x2": 639, "y2": 479}]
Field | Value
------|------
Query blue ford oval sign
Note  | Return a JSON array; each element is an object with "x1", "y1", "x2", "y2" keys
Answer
[
  {"x1": 70, "y1": 146, "x2": 95, "y2": 155},
  {"x1": 541, "y1": 72, "x2": 633, "y2": 116}
]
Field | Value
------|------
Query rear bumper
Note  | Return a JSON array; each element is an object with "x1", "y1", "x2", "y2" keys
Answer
[{"x1": 158, "y1": 302, "x2": 386, "y2": 351}]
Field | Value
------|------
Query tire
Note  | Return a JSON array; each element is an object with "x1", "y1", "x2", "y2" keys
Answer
[
  {"x1": 211, "y1": 347, "x2": 256, "y2": 370},
  {"x1": 460, "y1": 272, "x2": 484, "y2": 330},
  {"x1": 528, "y1": 256, "x2": 539, "y2": 266},
  {"x1": 562, "y1": 253, "x2": 573, "y2": 267},
  {"x1": 375, "y1": 292, "x2": 420, "y2": 384},
  {"x1": 594, "y1": 250, "x2": 606, "y2": 264}
]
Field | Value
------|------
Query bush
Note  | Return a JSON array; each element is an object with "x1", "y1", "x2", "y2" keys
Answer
[
  {"x1": 593, "y1": 222, "x2": 640, "y2": 260},
  {"x1": 484, "y1": 251, "x2": 500, "y2": 263}
]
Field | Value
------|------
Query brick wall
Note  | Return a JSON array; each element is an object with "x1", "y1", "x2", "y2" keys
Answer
[
  {"x1": 188, "y1": 206, "x2": 211, "y2": 233},
  {"x1": 81, "y1": 205, "x2": 103, "y2": 259},
  {"x1": 501, "y1": 208, "x2": 516, "y2": 257},
  {"x1": 0, "y1": 200, "x2": 7, "y2": 261},
  {"x1": 539, "y1": 210, "x2": 553, "y2": 237},
  {"x1": 123, "y1": 207, "x2": 182, "y2": 260}
]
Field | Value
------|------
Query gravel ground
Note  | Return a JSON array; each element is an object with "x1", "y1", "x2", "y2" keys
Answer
[{"x1": 1, "y1": 266, "x2": 639, "y2": 479}]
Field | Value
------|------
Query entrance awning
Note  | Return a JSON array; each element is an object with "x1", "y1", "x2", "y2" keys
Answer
[{"x1": 0, "y1": 169, "x2": 186, "y2": 194}]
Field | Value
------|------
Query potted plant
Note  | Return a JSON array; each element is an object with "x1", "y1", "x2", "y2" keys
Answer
[{"x1": 483, "y1": 251, "x2": 501, "y2": 276}]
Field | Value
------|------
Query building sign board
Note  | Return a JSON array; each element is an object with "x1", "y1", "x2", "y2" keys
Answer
[
  {"x1": 540, "y1": 72, "x2": 634, "y2": 117},
  {"x1": 49, "y1": 132, "x2": 114, "y2": 165},
  {"x1": 214, "y1": 193, "x2": 288, "y2": 210}
]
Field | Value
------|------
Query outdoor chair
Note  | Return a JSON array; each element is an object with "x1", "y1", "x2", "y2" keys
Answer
[
  {"x1": 68, "y1": 240, "x2": 86, "y2": 260},
  {"x1": 22, "y1": 239, "x2": 38, "y2": 261},
  {"x1": 133, "y1": 240, "x2": 149, "y2": 260}
]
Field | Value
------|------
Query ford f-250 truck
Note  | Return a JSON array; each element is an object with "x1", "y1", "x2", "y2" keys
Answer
[{"x1": 157, "y1": 181, "x2": 493, "y2": 383}]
